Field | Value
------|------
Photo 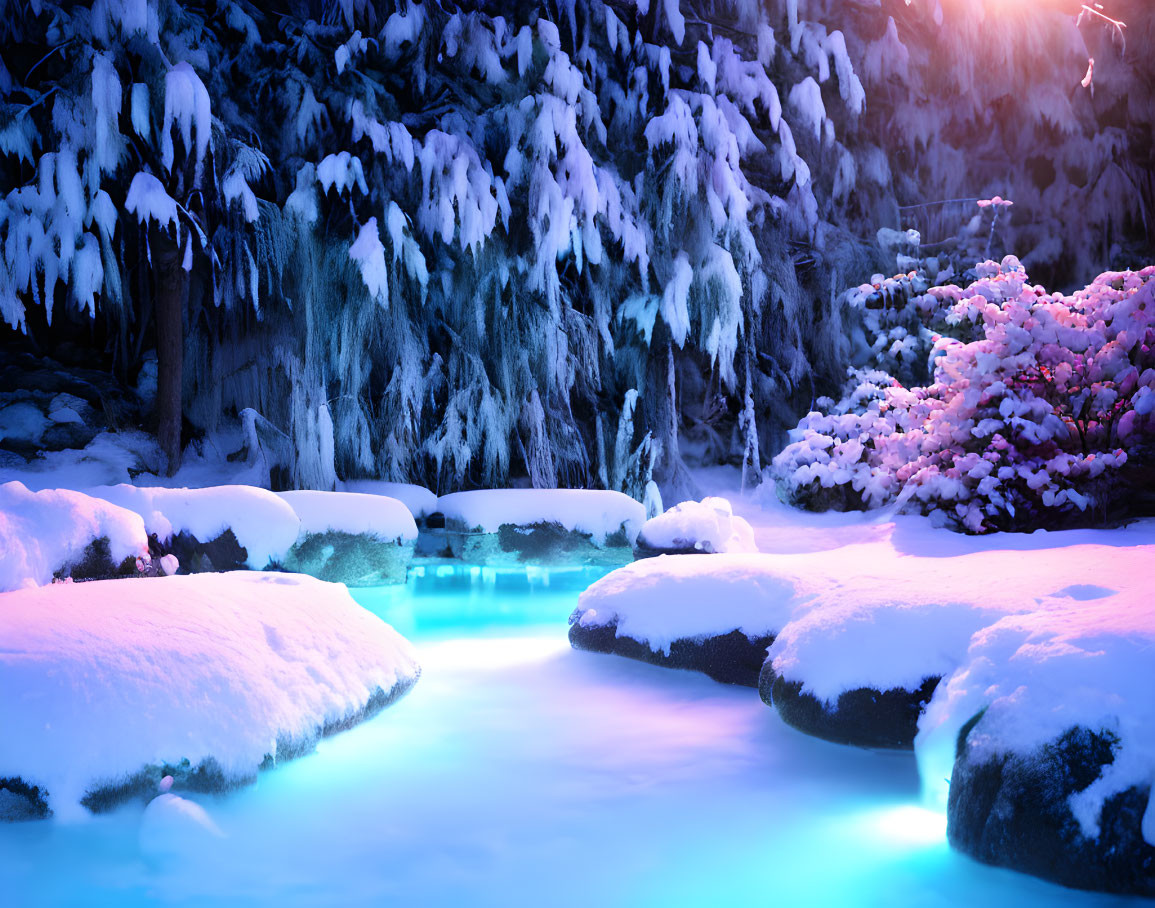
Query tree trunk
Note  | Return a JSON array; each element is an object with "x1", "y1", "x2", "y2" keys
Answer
[{"x1": 155, "y1": 244, "x2": 187, "y2": 476}]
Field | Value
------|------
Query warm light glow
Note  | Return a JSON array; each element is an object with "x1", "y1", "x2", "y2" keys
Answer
[{"x1": 867, "y1": 805, "x2": 949, "y2": 847}]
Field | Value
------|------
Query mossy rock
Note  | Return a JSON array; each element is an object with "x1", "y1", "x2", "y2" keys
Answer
[
  {"x1": 282, "y1": 531, "x2": 414, "y2": 586},
  {"x1": 759, "y1": 661, "x2": 940, "y2": 750}
]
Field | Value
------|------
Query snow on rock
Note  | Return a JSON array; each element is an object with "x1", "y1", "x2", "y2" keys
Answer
[
  {"x1": 916, "y1": 580, "x2": 1155, "y2": 839},
  {"x1": 436, "y1": 489, "x2": 645, "y2": 544},
  {"x1": 0, "y1": 481, "x2": 149, "y2": 591},
  {"x1": 762, "y1": 545, "x2": 1082, "y2": 704},
  {"x1": 0, "y1": 572, "x2": 420, "y2": 819},
  {"x1": 276, "y1": 490, "x2": 417, "y2": 543},
  {"x1": 636, "y1": 496, "x2": 757, "y2": 555},
  {"x1": 574, "y1": 554, "x2": 807, "y2": 656},
  {"x1": 87, "y1": 484, "x2": 300, "y2": 569},
  {"x1": 339, "y1": 480, "x2": 438, "y2": 520}
]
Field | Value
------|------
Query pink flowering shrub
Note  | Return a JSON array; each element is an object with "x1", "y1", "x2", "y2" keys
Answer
[{"x1": 773, "y1": 260, "x2": 1155, "y2": 532}]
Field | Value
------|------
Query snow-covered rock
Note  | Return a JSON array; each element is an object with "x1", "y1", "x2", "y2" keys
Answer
[
  {"x1": 87, "y1": 484, "x2": 300, "y2": 571},
  {"x1": 435, "y1": 489, "x2": 645, "y2": 565},
  {"x1": 762, "y1": 542, "x2": 1153, "y2": 750},
  {"x1": 916, "y1": 589, "x2": 1155, "y2": 895},
  {"x1": 760, "y1": 546, "x2": 1046, "y2": 749},
  {"x1": 570, "y1": 554, "x2": 809, "y2": 685},
  {"x1": 0, "y1": 481, "x2": 150, "y2": 591},
  {"x1": 0, "y1": 572, "x2": 419, "y2": 819},
  {"x1": 634, "y1": 496, "x2": 757, "y2": 557},
  {"x1": 338, "y1": 480, "x2": 438, "y2": 519},
  {"x1": 277, "y1": 490, "x2": 417, "y2": 586}
]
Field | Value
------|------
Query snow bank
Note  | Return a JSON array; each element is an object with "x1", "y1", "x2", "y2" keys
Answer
[
  {"x1": 761, "y1": 544, "x2": 1130, "y2": 703},
  {"x1": 575, "y1": 554, "x2": 808, "y2": 655},
  {"x1": 0, "y1": 572, "x2": 420, "y2": 819},
  {"x1": 338, "y1": 480, "x2": 438, "y2": 519},
  {"x1": 636, "y1": 497, "x2": 757, "y2": 554},
  {"x1": 916, "y1": 584, "x2": 1155, "y2": 844},
  {"x1": 436, "y1": 489, "x2": 646, "y2": 544},
  {"x1": 277, "y1": 490, "x2": 418, "y2": 542},
  {"x1": 0, "y1": 481, "x2": 149, "y2": 591},
  {"x1": 87, "y1": 484, "x2": 300, "y2": 569}
]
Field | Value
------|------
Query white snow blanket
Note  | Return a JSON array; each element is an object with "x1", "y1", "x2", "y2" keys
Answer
[
  {"x1": 0, "y1": 572, "x2": 419, "y2": 819},
  {"x1": 0, "y1": 481, "x2": 149, "y2": 591},
  {"x1": 437, "y1": 489, "x2": 646, "y2": 545},
  {"x1": 637, "y1": 497, "x2": 757, "y2": 553},
  {"x1": 339, "y1": 480, "x2": 438, "y2": 519},
  {"x1": 277, "y1": 490, "x2": 418, "y2": 542},
  {"x1": 88, "y1": 484, "x2": 300, "y2": 569}
]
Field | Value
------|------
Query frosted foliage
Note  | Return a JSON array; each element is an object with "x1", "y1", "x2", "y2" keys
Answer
[
  {"x1": 16, "y1": 0, "x2": 1092, "y2": 501},
  {"x1": 161, "y1": 62, "x2": 211, "y2": 174},
  {"x1": 125, "y1": 172, "x2": 179, "y2": 233},
  {"x1": 349, "y1": 218, "x2": 389, "y2": 307}
]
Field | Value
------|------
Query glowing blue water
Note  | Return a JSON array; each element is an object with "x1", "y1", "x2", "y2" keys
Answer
[{"x1": 0, "y1": 564, "x2": 1140, "y2": 906}]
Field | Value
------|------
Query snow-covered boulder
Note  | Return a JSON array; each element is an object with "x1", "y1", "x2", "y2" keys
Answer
[
  {"x1": 277, "y1": 490, "x2": 418, "y2": 586},
  {"x1": 87, "y1": 484, "x2": 300, "y2": 572},
  {"x1": 569, "y1": 554, "x2": 807, "y2": 686},
  {"x1": 0, "y1": 481, "x2": 150, "y2": 591},
  {"x1": 435, "y1": 489, "x2": 645, "y2": 566},
  {"x1": 338, "y1": 480, "x2": 438, "y2": 520},
  {"x1": 634, "y1": 497, "x2": 757, "y2": 558},
  {"x1": 761, "y1": 544, "x2": 1153, "y2": 750},
  {"x1": 0, "y1": 572, "x2": 419, "y2": 820},
  {"x1": 916, "y1": 591, "x2": 1155, "y2": 896}
]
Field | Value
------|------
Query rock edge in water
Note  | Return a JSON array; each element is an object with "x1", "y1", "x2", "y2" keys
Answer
[
  {"x1": 0, "y1": 672, "x2": 419, "y2": 821},
  {"x1": 569, "y1": 617, "x2": 772, "y2": 687},
  {"x1": 759, "y1": 661, "x2": 940, "y2": 750}
]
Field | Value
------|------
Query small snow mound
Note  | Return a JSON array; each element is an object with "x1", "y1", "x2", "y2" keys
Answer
[
  {"x1": 139, "y1": 792, "x2": 224, "y2": 862},
  {"x1": 638, "y1": 497, "x2": 758, "y2": 554},
  {"x1": 0, "y1": 482, "x2": 149, "y2": 591}
]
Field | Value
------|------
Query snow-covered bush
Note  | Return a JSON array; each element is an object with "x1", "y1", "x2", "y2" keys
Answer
[{"x1": 773, "y1": 260, "x2": 1155, "y2": 532}]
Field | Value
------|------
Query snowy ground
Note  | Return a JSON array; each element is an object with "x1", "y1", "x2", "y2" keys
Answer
[{"x1": 0, "y1": 563, "x2": 1143, "y2": 907}]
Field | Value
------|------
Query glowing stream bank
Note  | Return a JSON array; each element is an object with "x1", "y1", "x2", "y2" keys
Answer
[{"x1": 0, "y1": 565, "x2": 1134, "y2": 906}]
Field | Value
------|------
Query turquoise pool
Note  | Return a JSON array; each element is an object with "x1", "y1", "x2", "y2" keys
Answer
[{"x1": 0, "y1": 564, "x2": 1140, "y2": 906}]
